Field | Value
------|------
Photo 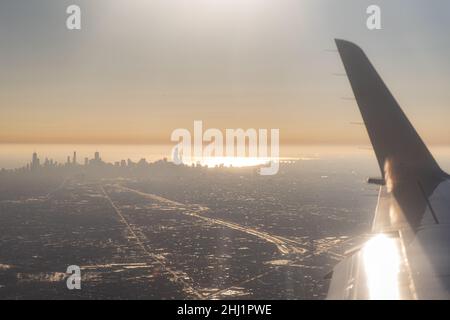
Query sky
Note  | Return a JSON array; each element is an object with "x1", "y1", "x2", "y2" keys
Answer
[{"x1": 1, "y1": 0, "x2": 450, "y2": 145}]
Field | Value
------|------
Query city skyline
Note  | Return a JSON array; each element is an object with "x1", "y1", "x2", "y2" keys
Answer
[{"x1": 14, "y1": 150, "x2": 171, "y2": 172}]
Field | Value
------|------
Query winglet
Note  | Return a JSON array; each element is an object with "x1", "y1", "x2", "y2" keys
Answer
[
  {"x1": 335, "y1": 39, "x2": 446, "y2": 228},
  {"x1": 335, "y1": 39, "x2": 445, "y2": 183}
]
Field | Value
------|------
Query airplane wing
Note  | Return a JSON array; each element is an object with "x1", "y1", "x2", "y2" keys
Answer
[{"x1": 327, "y1": 39, "x2": 450, "y2": 300}]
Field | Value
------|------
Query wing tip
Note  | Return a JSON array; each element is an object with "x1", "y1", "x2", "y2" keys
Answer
[{"x1": 334, "y1": 39, "x2": 364, "y2": 53}]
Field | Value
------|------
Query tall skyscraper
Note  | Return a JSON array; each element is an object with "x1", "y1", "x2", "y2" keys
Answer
[
  {"x1": 31, "y1": 152, "x2": 40, "y2": 171},
  {"x1": 73, "y1": 151, "x2": 77, "y2": 165}
]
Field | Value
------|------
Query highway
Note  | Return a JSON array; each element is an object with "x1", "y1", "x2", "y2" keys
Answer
[{"x1": 115, "y1": 184, "x2": 308, "y2": 256}]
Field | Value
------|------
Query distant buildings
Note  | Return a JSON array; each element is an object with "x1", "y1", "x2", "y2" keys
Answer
[
  {"x1": 31, "y1": 152, "x2": 40, "y2": 171},
  {"x1": 3, "y1": 151, "x2": 187, "y2": 176},
  {"x1": 24, "y1": 151, "x2": 142, "y2": 171},
  {"x1": 27, "y1": 151, "x2": 97, "y2": 171}
]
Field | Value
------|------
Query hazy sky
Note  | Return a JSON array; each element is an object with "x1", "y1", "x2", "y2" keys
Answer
[{"x1": 1, "y1": 0, "x2": 450, "y2": 145}]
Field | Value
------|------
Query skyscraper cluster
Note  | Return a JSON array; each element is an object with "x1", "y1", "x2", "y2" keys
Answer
[{"x1": 28, "y1": 151, "x2": 99, "y2": 170}]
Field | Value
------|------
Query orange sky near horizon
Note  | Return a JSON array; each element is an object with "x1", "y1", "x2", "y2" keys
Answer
[{"x1": 1, "y1": 0, "x2": 450, "y2": 146}]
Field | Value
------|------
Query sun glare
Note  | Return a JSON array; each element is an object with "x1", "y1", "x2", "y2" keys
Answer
[
  {"x1": 184, "y1": 156, "x2": 273, "y2": 168},
  {"x1": 362, "y1": 234, "x2": 401, "y2": 300}
]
